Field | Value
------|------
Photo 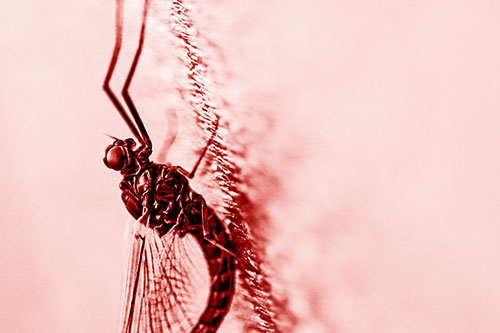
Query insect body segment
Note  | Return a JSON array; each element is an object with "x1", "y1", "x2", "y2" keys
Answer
[
  {"x1": 104, "y1": 139, "x2": 235, "y2": 332},
  {"x1": 103, "y1": 0, "x2": 235, "y2": 331}
]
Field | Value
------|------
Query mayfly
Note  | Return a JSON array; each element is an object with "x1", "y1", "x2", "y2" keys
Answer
[{"x1": 102, "y1": 0, "x2": 235, "y2": 332}]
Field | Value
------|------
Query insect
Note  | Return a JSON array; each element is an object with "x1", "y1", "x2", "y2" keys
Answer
[{"x1": 102, "y1": 0, "x2": 235, "y2": 332}]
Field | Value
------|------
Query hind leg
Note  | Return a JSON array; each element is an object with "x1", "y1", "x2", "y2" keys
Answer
[
  {"x1": 188, "y1": 115, "x2": 219, "y2": 179},
  {"x1": 199, "y1": 202, "x2": 236, "y2": 258}
]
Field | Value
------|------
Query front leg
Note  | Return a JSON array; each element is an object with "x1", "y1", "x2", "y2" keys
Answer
[{"x1": 198, "y1": 201, "x2": 236, "y2": 258}]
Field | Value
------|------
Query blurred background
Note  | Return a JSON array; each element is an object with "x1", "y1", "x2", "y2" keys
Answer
[{"x1": 1, "y1": 0, "x2": 500, "y2": 332}]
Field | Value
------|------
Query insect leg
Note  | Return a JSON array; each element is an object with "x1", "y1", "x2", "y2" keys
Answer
[
  {"x1": 124, "y1": 233, "x2": 146, "y2": 333},
  {"x1": 121, "y1": 0, "x2": 152, "y2": 149},
  {"x1": 187, "y1": 115, "x2": 219, "y2": 179},
  {"x1": 103, "y1": 0, "x2": 144, "y2": 145},
  {"x1": 200, "y1": 202, "x2": 236, "y2": 258}
]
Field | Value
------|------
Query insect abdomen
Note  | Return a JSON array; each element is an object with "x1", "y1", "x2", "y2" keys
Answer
[
  {"x1": 191, "y1": 216, "x2": 236, "y2": 333},
  {"x1": 152, "y1": 165, "x2": 236, "y2": 332}
]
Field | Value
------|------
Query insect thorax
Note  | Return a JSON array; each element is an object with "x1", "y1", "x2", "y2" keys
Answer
[{"x1": 121, "y1": 163, "x2": 203, "y2": 237}]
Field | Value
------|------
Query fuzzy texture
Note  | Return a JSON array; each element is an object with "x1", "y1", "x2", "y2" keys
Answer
[{"x1": 167, "y1": 0, "x2": 290, "y2": 331}]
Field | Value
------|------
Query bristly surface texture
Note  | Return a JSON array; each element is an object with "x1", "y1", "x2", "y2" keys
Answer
[{"x1": 159, "y1": 0, "x2": 295, "y2": 331}]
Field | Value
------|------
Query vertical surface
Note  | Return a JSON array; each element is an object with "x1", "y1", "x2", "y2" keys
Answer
[{"x1": 1, "y1": 0, "x2": 500, "y2": 332}]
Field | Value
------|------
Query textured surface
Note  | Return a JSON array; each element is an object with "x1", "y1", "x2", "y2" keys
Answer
[{"x1": 2, "y1": 0, "x2": 500, "y2": 332}]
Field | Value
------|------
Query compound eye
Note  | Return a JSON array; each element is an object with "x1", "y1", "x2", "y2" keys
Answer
[{"x1": 104, "y1": 146, "x2": 128, "y2": 171}]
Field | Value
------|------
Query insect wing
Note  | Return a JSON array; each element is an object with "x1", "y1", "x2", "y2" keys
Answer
[{"x1": 120, "y1": 219, "x2": 210, "y2": 332}]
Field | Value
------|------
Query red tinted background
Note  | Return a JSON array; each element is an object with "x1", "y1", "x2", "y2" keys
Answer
[{"x1": 2, "y1": 0, "x2": 500, "y2": 332}]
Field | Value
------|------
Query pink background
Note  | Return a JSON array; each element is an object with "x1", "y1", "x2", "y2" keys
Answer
[{"x1": 2, "y1": 0, "x2": 500, "y2": 332}]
